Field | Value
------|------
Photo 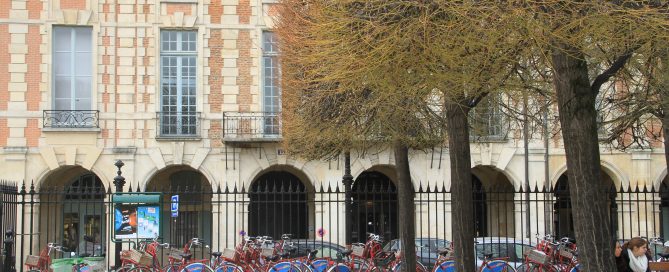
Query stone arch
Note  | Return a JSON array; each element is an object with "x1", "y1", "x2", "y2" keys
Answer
[
  {"x1": 470, "y1": 165, "x2": 515, "y2": 237},
  {"x1": 245, "y1": 163, "x2": 318, "y2": 191},
  {"x1": 145, "y1": 165, "x2": 213, "y2": 247},
  {"x1": 248, "y1": 166, "x2": 314, "y2": 239},
  {"x1": 34, "y1": 166, "x2": 107, "y2": 257},
  {"x1": 142, "y1": 164, "x2": 218, "y2": 192},
  {"x1": 652, "y1": 168, "x2": 666, "y2": 190},
  {"x1": 351, "y1": 169, "x2": 398, "y2": 243},
  {"x1": 550, "y1": 163, "x2": 624, "y2": 189}
]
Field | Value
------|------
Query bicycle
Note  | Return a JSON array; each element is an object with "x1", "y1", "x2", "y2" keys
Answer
[{"x1": 25, "y1": 243, "x2": 66, "y2": 272}]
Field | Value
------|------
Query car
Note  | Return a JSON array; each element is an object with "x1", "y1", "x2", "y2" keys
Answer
[
  {"x1": 289, "y1": 239, "x2": 348, "y2": 261},
  {"x1": 383, "y1": 238, "x2": 452, "y2": 267},
  {"x1": 475, "y1": 237, "x2": 534, "y2": 270}
]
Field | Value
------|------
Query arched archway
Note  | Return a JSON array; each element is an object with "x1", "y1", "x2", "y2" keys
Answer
[
  {"x1": 248, "y1": 171, "x2": 310, "y2": 239},
  {"x1": 351, "y1": 171, "x2": 398, "y2": 242},
  {"x1": 145, "y1": 165, "x2": 212, "y2": 247},
  {"x1": 38, "y1": 166, "x2": 106, "y2": 257},
  {"x1": 553, "y1": 170, "x2": 617, "y2": 239},
  {"x1": 471, "y1": 166, "x2": 515, "y2": 237}
]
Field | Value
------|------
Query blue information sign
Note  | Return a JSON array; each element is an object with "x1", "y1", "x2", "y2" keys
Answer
[{"x1": 171, "y1": 195, "x2": 179, "y2": 217}]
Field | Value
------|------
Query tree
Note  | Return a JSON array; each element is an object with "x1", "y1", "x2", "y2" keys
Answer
[
  {"x1": 505, "y1": 2, "x2": 669, "y2": 270},
  {"x1": 276, "y1": 2, "x2": 522, "y2": 271}
]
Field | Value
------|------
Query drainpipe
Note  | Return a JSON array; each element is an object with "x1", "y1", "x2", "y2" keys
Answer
[{"x1": 523, "y1": 94, "x2": 531, "y2": 239}]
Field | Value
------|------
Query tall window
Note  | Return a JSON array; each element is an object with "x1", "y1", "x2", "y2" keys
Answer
[
  {"x1": 160, "y1": 30, "x2": 197, "y2": 136},
  {"x1": 262, "y1": 32, "x2": 280, "y2": 135},
  {"x1": 53, "y1": 27, "x2": 92, "y2": 111},
  {"x1": 469, "y1": 95, "x2": 506, "y2": 140}
]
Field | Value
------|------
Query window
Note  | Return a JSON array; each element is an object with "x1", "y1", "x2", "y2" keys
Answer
[
  {"x1": 469, "y1": 95, "x2": 506, "y2": 140},
  {"x1": 262, "y1": 32, "x2": 280, "y2": 135},
  {"x1": 53, "y1": 27, "x2": 92, "y2": 111},
  {"x1": 160, "y1": 30, "x2": 197, "y2": 136}
]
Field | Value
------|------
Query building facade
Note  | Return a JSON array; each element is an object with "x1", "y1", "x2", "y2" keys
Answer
[{"x1": 0, "y1": 0, "x2": 668, "y2": 267}]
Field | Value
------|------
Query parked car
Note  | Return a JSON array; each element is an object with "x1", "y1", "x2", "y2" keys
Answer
[
  {"x1": 383, "y1": 238, "x2": 452, "y2": 267},
  {"x1": 475, "y1": 237, "x2": 534, "y2": 270},
  {"x1": 289, "y1": 239, "x2": 348, "y2": 261}
]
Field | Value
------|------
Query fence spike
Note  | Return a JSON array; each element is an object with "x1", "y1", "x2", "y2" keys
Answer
[
  {"x1": 29, "y1": 180, "x2": 35, "y2": 194},
  {"x1": 418, "y1": 183, "x2": 424, "y2": 193},
  {"x1": 217, "y1": 185, "x2": 222, "y2": 194}
]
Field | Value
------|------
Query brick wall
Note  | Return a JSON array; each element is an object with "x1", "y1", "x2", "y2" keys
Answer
[
  {"x1": 238, "y1": 0, "x2": 250, "y2": 24},
  {"x1": 166, "y1": 3, "x2": 193, "y2": 16},
  {"x1": 237, "y1": 30, "x2": 251, "y2": 112},
  {"x1": 60, "y1": 0, "x2": 86, "y2": 10},
  {"x1": 27, "y1": 0, "x2": 41, "y2": 19},
  {"x1": 25, "y1": 119, "x2": 39, "y2": 147},
  {"x1": 0, "y1": 24, "x2": 7, "y2": 111},
  {"x1": 0, "y1": 119, "x2": 6, "y2": 147},
  {"x1": 0, "y1": 0, "x2": 9, "y2": 18}
]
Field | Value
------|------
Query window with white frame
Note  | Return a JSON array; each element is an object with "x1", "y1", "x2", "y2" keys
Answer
[
  {"x1": 53, "y1": 26, "x2": 92, "y2": 111},
  {"x1": 262, "y1": 31, "x2": 280, "y2": 135},
  {"x1": 469, "y1": 94, "x2": 506, "y2": 140},
  {"x1": 160, "y1": 30, "x2": 197, "y2": 136}
]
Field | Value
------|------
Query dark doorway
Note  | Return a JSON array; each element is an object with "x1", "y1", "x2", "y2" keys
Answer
[
  {"x1": 351, "y1": 171, "x2": 398, "y2": 243},
  {"x1": 249, "y1": 171, "x2": 308, "y2": 239},
  {"x1": 660, "y1": 182, "x2": 669, "y2": 240},
  {"x1": 63, "y1": 173, "x2": 106, "y2": 257},
  {"x1": 473, "y1": 175, "x2": 487, "y2": 237},
  {"x1": 554, "y1": 173, "x2": 617, "y2": 239}
]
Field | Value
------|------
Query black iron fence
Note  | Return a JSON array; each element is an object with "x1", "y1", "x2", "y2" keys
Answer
[{"x1": 1, "y1": 181, "x2": 668, "y2": 269}]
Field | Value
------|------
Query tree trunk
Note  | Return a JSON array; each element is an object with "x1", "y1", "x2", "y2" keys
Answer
[
  {"x1": 552, "y1": 44, "x2": 616, "y2": 271},
  {"x1": 444, "y1": 102, "x2": 476, "y2": 272},
  {"x1": 394, "y1": 141, "x2": 416, "y2": 272},
  {"x1": 662, "y1": 110, "x2": 669, "y2": 185}
]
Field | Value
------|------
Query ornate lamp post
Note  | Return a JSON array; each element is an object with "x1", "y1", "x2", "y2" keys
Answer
[{"x1": 112, "y1": 160, "x2": 125, "y2": 268}]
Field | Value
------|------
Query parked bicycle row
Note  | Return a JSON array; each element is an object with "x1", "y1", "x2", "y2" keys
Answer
[{"x1": 32, "y1": 232, "x2": 669, "y2": 272}]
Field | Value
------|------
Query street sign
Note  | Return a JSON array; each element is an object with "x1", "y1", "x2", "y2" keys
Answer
[{"x1": 171, "y1": 195, "x2": 179, "y2": 217}]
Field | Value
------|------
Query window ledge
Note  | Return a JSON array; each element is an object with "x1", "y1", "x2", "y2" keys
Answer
[
  {"x1": 156, "y1": 135, "x2": 202, "y2": 141},
  {"x1": 42, "y1": 127, "x2": 101, "y2": 133}
]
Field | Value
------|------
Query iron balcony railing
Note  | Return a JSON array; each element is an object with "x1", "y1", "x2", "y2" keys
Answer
[
  {"x1": 222, "y1": 112, "x2": 282, "y2": 141},
  {"x1": 157, "y1": 111, "x2": 201, "y2": 138},
  {"x1": 43, "y1": 110, "x2": 99, "y2": 128}
]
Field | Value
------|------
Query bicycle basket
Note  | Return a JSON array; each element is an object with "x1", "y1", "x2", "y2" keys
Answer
[
  {"x1": 373, "y1": 251, "x2": 395, "y2": 267},
  {"x1": 24, "y1": 255, "x2": 41, "y2": 267},
  {"x1": 527, "y1": 249, "x2": 550, "y2": 264},
  {"x1": 351, "y1": 244, "x2": 365, "y2": 257},
  {"x1": 222, "y1": 248, "x2": 236, "y2": 260},
  {"x1": 169, "y1": 248, "x2": 184, "y2": 260},
  {"x1": 128, "y1": 249, "x2": 153, "y2": 266}
]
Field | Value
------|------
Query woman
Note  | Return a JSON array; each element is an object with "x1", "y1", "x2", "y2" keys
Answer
[{"x1": 616, "y1": 237, "x2": 651, "y2": 272}]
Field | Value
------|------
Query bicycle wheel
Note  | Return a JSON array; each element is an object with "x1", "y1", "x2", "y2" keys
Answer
[
  {"x1": 128, "y1": 267, "x2": 154, "y2": 272},
  {"x1": 268, "y1": 261, "x2": 303, "y2": 272},
  {"x1": 180, "y1": 263, "x2": 215, "y2": 272},
  {"x1": 309, "y1": 259, "x2": 331, "y2": 272},
  {"x1": 215, "y1": 262, "x2": 244, "y2": 272},
  {"x1": 479, "y1": 260, "x2": 516, "y2": 272},
  {"x1": 433, "y1": 260, "x2": 456, "y2": 272},
  {"x1": 114, "y1": 264, "x2": 137, "y2": 272},
  {"x1": 326, "y1": 263, "x2": 352, "y2": 272},
  {"x1": 567, "y1": 264, "x2": 581, "y2": 272}
]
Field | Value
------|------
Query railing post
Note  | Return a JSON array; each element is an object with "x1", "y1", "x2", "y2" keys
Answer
[
  {"x1": 3, "y1": 229, "x2": 15, "y2": 272},
  {"x1": 342, "y1": 152, "x2": 354, "y2": 247}
]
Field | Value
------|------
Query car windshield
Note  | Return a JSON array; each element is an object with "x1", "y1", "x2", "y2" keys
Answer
[{"x1": 475, "y1": 242, "x2": 531, "y2": 263}]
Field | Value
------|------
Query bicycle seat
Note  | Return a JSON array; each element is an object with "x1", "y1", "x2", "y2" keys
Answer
[
  {"x1": 180, "y1": 252, "x2": 192, "y2": 261},
  {"x1": 438, "y1": 249, "x2": 450, "y2": 256},
  {"x1": 279, "y1": 252, "x2": 291, "y2": 258},
  {"x1": 660, "y1": 252, "x2": 669, "y2": 259},
  {"x1": 483, "y1": 252, "x2": 493, "y2": 259},
  {"x1": 308, "y1": 249, "x2": 318, "y2": 256},
  {"x1": 212, "y1": 252, "x2": 222, "y2": 258},
  {"x1": 340, "y1": 249, "x2": 353, "y2": 257}
]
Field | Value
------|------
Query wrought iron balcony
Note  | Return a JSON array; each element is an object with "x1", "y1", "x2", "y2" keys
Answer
[
  {"x1": 222, "y1": 112, "x2": 282, "y2": 142},
  {"x1": 157, "y1": 111, "x2": 201, "y2": 138},
  {"x1": 43, "y1": 110, "x2": 99, "y2": 128}
]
